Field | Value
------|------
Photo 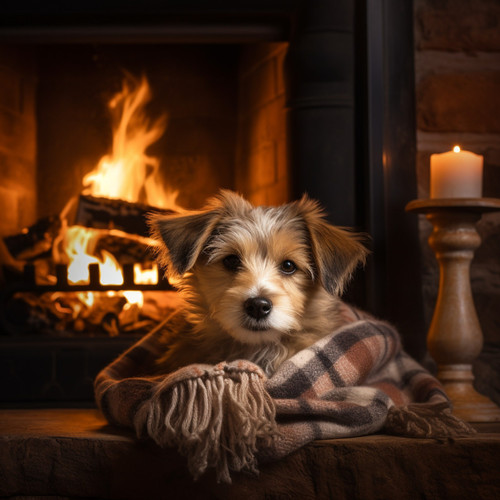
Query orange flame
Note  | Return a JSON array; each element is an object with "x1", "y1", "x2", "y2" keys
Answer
[
  {"x1": 64, "y1": 226, "x2": 123, "y2": 285},
  {"x1": 82, "y1": 74, "x2": 181, "y2": 210},
  {"x1": 58, "y1": 75, "x2": 179, "y2": 316}
]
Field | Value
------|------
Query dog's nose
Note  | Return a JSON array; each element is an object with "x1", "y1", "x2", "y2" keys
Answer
[{"x1": 244, "y1": 297, "x2": 273, "y2": 320}]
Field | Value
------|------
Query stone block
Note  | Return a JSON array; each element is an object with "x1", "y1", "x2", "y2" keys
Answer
[
  {"x1": 238, "y1": 96, "x2": 287, "y2": 157},
  {"x1": 417, "y1": 72, "x2": 500, "y2": 133},
  {"x1": 416, "y1": 0, "x2": 500, "y2": 51},
  {"x1": 276, "y1": 135, "x2": 289, "y2": 185},
  {"x1": 247, "y1": 179, "x2": 289, "y2": 208},
  {"x1": 0, "y1": 110, "x2": 36, "y2": 161},
  {"x1": 275, "y1": 45, "x2": 288, "y2": 97},
  {"x1": 0, "y1": 151, "x2": 36, "y2": 233},
  {"x1": 416, "y1": 151, "x2": 431, "y2": 199},
  {"x1": 236, "y1": 140, "x2": 278, "y2": 200},
  {"x1": 472, "y1": 212, "x2": 500, "y2": 345},
  {"x1": 0, "y1": 186, "x2": 19, "y2": 236},
  {"x1": 0, "y1": 46, "x2": 36, "y2": 78},
  {"x1": 239, "y1": 43, "x2": 288, "y2": 81},
  {"x1": 238, "y1": 110, "x2": 268, "y2": 155},
  {"x1": 160, "y1": 152, "x2": 234, "y2": 210},
  {"x1": 0, "y1": 66, "x2": 21, "y2": 114},
  {"x1": 247, "y1": 143, "x2": 277, "y2": 191},
  {"x1": 483, "y1": 147, "x2": 500, "y2": 198},
  {"x1": 266, "y1": 95, "x2": 288, "y2": 141},
  {"x1": 239, "y1": 58, "x2": 276, "y2": 115},
  {"x1": 0, "y1": 152, "x2": 36, "y2": 192},
  {"x1": 157, "y1": 73, "x2": 237, "y2": 121}
]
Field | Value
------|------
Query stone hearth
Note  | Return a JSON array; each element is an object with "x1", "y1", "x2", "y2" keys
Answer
[{"x1": 0, "y1": 409, "x2": 499, "y2": 499}]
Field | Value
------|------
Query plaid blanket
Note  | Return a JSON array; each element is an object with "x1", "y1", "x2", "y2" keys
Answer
[{"x1": 95, "y1": 303, "x2": 473, "y2": 483}]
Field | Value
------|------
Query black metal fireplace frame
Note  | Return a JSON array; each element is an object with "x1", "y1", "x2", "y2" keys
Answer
[{"x1": 0, "y1": 0, "x2": 425, "y2": 406}]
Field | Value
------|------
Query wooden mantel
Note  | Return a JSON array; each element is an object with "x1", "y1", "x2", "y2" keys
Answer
[{"x1": 1, "y1": 409, "x2": 499, "y2": 499}]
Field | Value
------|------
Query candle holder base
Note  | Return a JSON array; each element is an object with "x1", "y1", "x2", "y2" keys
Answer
[
  {"x1": 437, "y1": 365, "x2": 500, "y2": 422},
  {"x1": 406, "y1": 198, "x2": 500, "y2": 423}
]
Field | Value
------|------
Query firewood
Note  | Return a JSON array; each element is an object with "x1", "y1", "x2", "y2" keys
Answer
[
  {"x1": 74, "y1": 194, "x2": 175, "y2": 238},
  {"x1": 93, "y1": 231, "x2": 154, "y2": 265},
  {"x1": 3, "y1": 215, "x2": 61, "y2": 260}
]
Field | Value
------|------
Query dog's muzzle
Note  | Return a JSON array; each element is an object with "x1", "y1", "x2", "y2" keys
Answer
[{"x1": 244, "y1": 297, "x2": 272, "y2": 322}]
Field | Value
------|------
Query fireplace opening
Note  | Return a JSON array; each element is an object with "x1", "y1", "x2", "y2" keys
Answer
[{"x1": 0, "y1": 40, "x2": 291, "y2": 406}]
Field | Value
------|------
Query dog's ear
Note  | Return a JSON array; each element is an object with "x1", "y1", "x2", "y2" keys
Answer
[
  {"x1": 295, "y1": 196, "x2": 369, "y2": 295},
  {"x1": 149, "y1": 209, "x2": 221, "y2": 278},
  {"x1": 149, "y1": 189, "x2": 251, "y2": 278}
]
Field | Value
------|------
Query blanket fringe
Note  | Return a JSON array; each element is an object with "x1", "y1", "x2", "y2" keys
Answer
[
  {"x1": 384, "y1": 402, "x2": 476, "y2": 438},
  {"x1": 135, "y1": 363, "x2": 278, "y2": 483}
]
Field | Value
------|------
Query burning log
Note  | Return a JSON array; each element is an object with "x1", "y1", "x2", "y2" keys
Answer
[
  {"x1": 74, "y1": 194, "x2": 175, "y2": 239},
  {"x1": 93, "y1": 232, "x2": 154, "y2": 266},
  {"x1": 3, "y1": 215, "x2": 61, "y2": 260},
  {"x1": 0, "y1": 216, "x2": 61, "y2": 286}
]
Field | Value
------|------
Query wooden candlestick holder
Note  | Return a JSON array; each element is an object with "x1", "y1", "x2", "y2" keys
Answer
[{"x1": 406, "y1": 198, "x2": 500, "y2": 422}]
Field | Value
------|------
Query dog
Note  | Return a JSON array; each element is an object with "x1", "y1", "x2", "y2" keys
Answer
[{"x1": 149, "y1": 190, "x2": 368, "y2": 376}]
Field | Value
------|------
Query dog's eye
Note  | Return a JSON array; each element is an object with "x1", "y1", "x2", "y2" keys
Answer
[
  {"x1": 222, "y1": 254, "x2": 241, "y2": 271},
  {"x1": 280, "y1": 260, "x2": 297, "y2": 275}
]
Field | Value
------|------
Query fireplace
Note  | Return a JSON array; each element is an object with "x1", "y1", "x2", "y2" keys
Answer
[{"x1": 0, "y1": 0, "x2": 424, "y2": 406}]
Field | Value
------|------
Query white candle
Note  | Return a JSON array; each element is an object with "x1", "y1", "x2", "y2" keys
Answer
[{"x1": 430, "y1": 146, "x2": 483, "y2": 199}]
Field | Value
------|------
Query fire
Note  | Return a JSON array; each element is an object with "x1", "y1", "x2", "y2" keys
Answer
[
  {"x1": 82, "y1": 74, "x2": 181, "y2": 210},
  {"x1": 57, "y1": 74, "x2": 179, "y2": 320},
  {"x1": 64, "y1": 226, "x2": 123, "y2": 286},
  {"x1": 134, "y1": 263, "x2": 159, "y2": 284}
]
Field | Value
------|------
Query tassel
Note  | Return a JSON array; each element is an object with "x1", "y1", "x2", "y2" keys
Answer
[
  {"x1": 385, "y1": 402, "x2": 476, "y2": 438},
  {"x1": 135, "y1": 362, "x2": 278, "y2": 483}
]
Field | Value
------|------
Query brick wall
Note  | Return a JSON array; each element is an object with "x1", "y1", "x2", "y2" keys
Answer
[
  {"x1": 414, "y1": 0, "x2": 500, "y2": 349},
  {"x1": 0, "y1": 47, "x2": 37, "y2": 236},
  {"x1": 235, "y1": 42, "x2": 290, "y2": 206}
]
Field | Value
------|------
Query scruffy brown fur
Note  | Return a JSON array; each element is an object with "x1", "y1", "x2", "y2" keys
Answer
[{"x1": 149, "y1": 190, "x2": 368, "y2": 376}]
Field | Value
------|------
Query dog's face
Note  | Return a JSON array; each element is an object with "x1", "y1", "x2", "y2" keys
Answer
[
  {"x1": 192, "y1": 209, "x2": 316, "y2": 345},
  {"x1": 150, "y1": 190, "x2": 367, "y2": 346}
]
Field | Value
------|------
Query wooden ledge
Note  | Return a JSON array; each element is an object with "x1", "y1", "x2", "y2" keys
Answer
[{"x1": 1, "y1": 409, "x2": 500, "y2": 499}]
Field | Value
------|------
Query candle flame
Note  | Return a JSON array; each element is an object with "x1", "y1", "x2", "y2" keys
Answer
[{"x1": 453, "y1": 145, "x2": 461, "y2": 153}]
